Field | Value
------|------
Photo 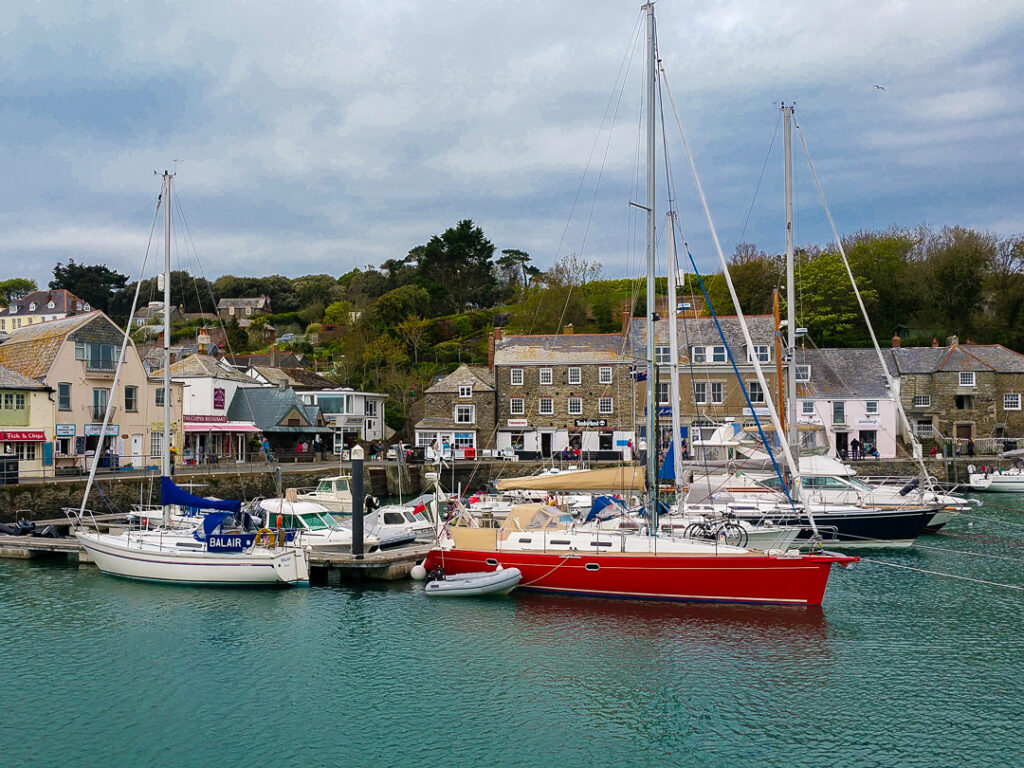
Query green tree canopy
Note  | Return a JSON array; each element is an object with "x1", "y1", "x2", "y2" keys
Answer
[
  {"x1": 50, "y1": 259, "x2": 128, "y2": 315},
  {"x1": 0, "y1": 278, "x2": 37, "y2": 304}
]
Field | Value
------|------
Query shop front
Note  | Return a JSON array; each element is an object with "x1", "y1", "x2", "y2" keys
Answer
[
  {"x1": 183, "y1": 416, "x2": 258, "y2": 463},
  {"x1": 0, "y1": 429, "x2": 46, "y2": 480}
]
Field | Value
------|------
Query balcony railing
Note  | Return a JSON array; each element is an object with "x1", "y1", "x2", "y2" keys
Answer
[
  {"x1": 85, "y1": 359, "x2": 117, "y2": 377},
  {"x1": 90, "y1": 405, "x2": 117, "y2": 421}
]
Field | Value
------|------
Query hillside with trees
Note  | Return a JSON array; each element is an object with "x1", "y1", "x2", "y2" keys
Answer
[{"x1": 26, "y1": 220, "x2": 1024, "y2": 434}]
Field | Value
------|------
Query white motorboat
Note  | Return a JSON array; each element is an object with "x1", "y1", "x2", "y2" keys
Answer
[
  {"x1": 297, "y1": 475, "x2": 353, "y2": 515},
  {"x1": 968, "y1": 466, "x2": 1024, "y2": 492},
  {"x1": 424, "y1": 567, "x2": 522, "y2": 597},
  {"x1": 256, "y1": 497, "x2": 380, "y2": 553}
]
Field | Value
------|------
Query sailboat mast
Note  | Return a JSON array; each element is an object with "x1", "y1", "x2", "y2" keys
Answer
[
  {"x1": 782, "y1": 105, "x2": 799, "y2": 500},
  {"x1": 162, "y1": 171, "x2": 172, "y2": 482},
  {"x1": 643, "y1": 2, "x2": 658, "y2": 517}
]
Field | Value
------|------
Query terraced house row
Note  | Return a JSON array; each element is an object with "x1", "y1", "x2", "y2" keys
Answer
[{"x1": 412, "y1": 313, "x2": 1024, "y2": 461}]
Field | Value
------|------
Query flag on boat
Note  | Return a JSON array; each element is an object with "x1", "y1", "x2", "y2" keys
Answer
[{"x1": 413, "y1": 501, "x2": 427, "y2": 514}]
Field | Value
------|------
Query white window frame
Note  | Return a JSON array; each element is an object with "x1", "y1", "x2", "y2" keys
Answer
[
  {"x1": 1004, "y1": 393, "x2": 1021, "y2": 411},
  {"x1": 458, "y1": 384, "x2": 473, "y2": 398},
  {"x1": 832, "y1": 400, "x2": 846, "y2": 425},
  {"x1": 710, "y1": 345, "x2": 727, "y2": 363},
  {"x1": 598, "y1": 366, "x2": 612, "y2": 385},
  {"x1": 709, "y1": 382, "x2": 724, "y2": 404},
  {"x1": 539, "y1": 368, "x2": 553, "y2": 386},
  {"x1": 598, "y1": 397, "x2": 613, "y2": 414},
  {"x1": 655, "y1": 346, "x2": 671, "y2": 364},
  {"x1": 510, "y1": 368, "x2": 524, "y2": 386},
  {"x1": 748, "y1": 381, "x2": 765, "y2": 404},
  {"x1": 693, "y1": 382, "x2": 707, "y2": 404},
  {"x1": 865, "y1": 400, "x2": 878, "y2": 414},
  {"x1": 959, "y1": 372, "x2": 976, "y2": 387},
  {"x1": 748, "y1": 344, "x2": 771, "y2": 363},
  {"x1": 912, "y1": 395, "x2": 931, "y2": 408},
  {"x1": 538, "y1": 397, "x2": 554, "y2": 416},
  {"x1": 801, "y1": 400, "x2": 815, "y2": 415},
  {"x1": 795, "y1": 365, "x2": 811, "y2": 382},
  {"x1": 150, "y1": 431, "x2": 164, "y2": 458},
  {"x1": 691, "y1": 346, "x2": 706, "y2": 364},
  {"x1": 568, "y1": 367, "x2": 582, "y2": 385},
  {"x1": 510, "y1": 398, "x2": 525, "y2": 416},
  {"x1": 454, "y1": 404, "x2": 475, "y2": 424},
  {"x1": 567, "y1": 397, "x2": 583, "y2": 415},
  {"x1": 657, "y1": 381, "x2": 671, "y2": 405}
]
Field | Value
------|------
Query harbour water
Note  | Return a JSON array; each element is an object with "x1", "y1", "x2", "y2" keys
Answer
[{"x1": 2, "y1": 495, "x2": 1022, "y2": 767}]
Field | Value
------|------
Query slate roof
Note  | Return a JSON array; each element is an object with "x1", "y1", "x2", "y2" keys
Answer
[
  {"x1": 495, "y1": 334, "x2": 629, "y2": 364},
  {"x1": 628, "y1": 315, "x2": 776, "y2": 360},
  {"x1": 227, "y1": 387, "x2": 330, "y2": 432},
  {"x1": 217, "y1": 297, "x2": 270, "y2": 310},
  {"x1": 0, "y1": 364, "x2": 50, "y2": 390},
  {"x1": 154, "y1": 354, "x2": 251, "y2": 382},
  {"x1": 425, "y1": 364, "x2": 495, "y2": 393},
  {"x1": 795, "y1": 348, "x2": 893, "y2": 400},
  {"x1": 0, "y1": 289, "x2": 89, "y2": 318},
  {"x1": 224, "y1": 351, "x2": 308, "y2": 369},
  {"x1": 886, "y1": 345, "x2": 1024, "y2": 374},
  {"x1": 0, "y1": 311, "x2": 103, "y2": 380},
  {"x1": 414, "y1": 415, "x2": 462, "y2": 430},
  {"x1": 249, "y1": 365, "x2": 336, "y2": 389}
]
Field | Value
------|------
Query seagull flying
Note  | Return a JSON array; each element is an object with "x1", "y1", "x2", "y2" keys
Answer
[{"x1": 874, "y1": 84, "x2": 886, "y2": 91}]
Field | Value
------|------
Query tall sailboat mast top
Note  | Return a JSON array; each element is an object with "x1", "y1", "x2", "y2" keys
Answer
[
  {"x1": 643, "y1": 2, "x2": 658, "y2": 508},
  {"x1": 782, "y1": 104, "x2": 799, "y2": 500},
  {"x1": 162, "y1": 170, "x2": 172, "y2": 479}
]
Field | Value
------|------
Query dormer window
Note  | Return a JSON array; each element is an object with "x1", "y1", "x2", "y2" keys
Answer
[
  {"x1": 9, "y1": 305, "x2": 16, "y2": 314},
  {"x1": 47, "y1": 302, "x2": 55, "y2": 309},
  {"x1": 795, "y1": 365, "x2": 811, "y2": 382},
  {"x1": 459, "y1": 385, "x2": 473, "y2": 398},
  {"x1": 28, "y1": 303, "x2": 36, "y2": 311}
]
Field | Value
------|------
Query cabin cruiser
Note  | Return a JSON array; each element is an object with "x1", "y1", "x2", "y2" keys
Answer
[
  {"x1": 255, "y1": 497, "x2": 380, "y2": 553},
  {"x1": 297, "y1": 475, "x2": 353, "y2": 515}
]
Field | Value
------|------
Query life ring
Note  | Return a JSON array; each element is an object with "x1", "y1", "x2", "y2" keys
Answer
[{"x1": 255, "y1": 528, "x2": 275, "y2": 547}]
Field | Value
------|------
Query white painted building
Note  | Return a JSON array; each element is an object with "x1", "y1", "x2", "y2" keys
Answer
[
  {"x1": 795, "y1": 348, "x2": 898, "y2": 459},
  {"x1": 300, "y1": 389, "x2": 388, "y2": 450}
]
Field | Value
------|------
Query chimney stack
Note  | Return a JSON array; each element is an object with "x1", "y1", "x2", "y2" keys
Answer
[
  {"x1": 931, "y1": 337, "x2": 939, "y2": 347},
  {"x1": 946, "y1": 334, "x2": 959, "y2": 347},
  {"x1": 487, "y1": 332, "x2": 495, "y2": 370},
  {"x1": 563, "y1": 324, "x2": 574, "y2": 335},
  {"x1": 891, "y1": 332, "x2": 900, "y2": 348}
]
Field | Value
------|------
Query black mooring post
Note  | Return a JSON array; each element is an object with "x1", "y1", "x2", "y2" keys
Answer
[{"x1": 351, "y1": 444, "x2": 364, "y2": 559}]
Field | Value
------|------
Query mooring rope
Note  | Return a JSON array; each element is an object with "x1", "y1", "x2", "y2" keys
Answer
[{"x1": 860, "y1": 557, "x2": 1024, "y2": 592}]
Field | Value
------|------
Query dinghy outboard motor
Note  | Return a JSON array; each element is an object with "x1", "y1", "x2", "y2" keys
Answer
[
  {"x1": 426, "y1": 566, "x2": 446, "y2": 583},
  {"x1": 364, "y1": 495, "x2": 380, "y2": 512},
  {"x1": 898, "y1": 478, "x2": 920, "y2": 496}
]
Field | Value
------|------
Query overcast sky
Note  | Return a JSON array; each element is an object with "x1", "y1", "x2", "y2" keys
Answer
[{"x1": 1, "y1": 0, "x2": 1021, "y2": 288}]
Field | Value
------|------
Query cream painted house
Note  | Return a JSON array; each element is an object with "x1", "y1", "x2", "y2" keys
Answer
[
  {"x1": 0, "y1": 364, "x2": 53, "y2": 480},
  {"x1": 0, "y1": 311, "x2": 183, "y2": 473}
]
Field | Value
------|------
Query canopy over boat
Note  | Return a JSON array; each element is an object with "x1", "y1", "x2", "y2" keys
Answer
[
  {"x1": 161, "y1": 476, "x2": 241, "y2": 514},
  {"x1": 495, "y1": 466, "x2": 645, "y2": 492}
]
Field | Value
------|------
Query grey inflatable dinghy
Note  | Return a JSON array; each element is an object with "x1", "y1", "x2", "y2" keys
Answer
[{"x1": 425, "y1": 567, "x2": 522, "y2": 597}]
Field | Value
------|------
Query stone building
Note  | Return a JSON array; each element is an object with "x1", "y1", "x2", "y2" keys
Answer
[
  {"x1": 413, "y1": 364, "x2": 496, "y2": 455},
  {"x1": 216, "y1": 295, "x2": 272, "y2": 325},
  {"x1": 887, "y1": 338, "x2": 1024, "y2": 448},
  {"x1": 628, "y1": 313, "x2": 780, "y2": 446},
  {"x1": 492, "y1": 329, "x2": 633, "y2": 459}
]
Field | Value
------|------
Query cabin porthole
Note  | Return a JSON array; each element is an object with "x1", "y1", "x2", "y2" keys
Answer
[
  {"x1": 585, "y1": 563, "x2": 600, "y2": 571},
  {"x1": 485, "y1": 558, "x2": 499, "y2": 566}
]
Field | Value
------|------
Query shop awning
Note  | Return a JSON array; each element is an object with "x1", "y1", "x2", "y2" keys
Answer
[
  {"x1": 0, "y1": 430, "x2": 46, "y2": 442},
  {"x1": 184, "y1": 422, "x2": 259, "y2": 433}
]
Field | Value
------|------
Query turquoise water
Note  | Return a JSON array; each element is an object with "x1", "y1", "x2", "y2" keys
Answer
[{"x1": 2, "y1": 497, "x2": 1023, "y2": 767}]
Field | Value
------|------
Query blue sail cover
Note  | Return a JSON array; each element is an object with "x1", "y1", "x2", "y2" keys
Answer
[
  {"x1": 658, "y1": 442, "x2": 675, "y2": 480},
  {"x1": 584, "y1": 495, "x2": 628, "y2": 523},
  {"x1": 161, "y1": 476, "x2": 241, "y2": 514}
]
